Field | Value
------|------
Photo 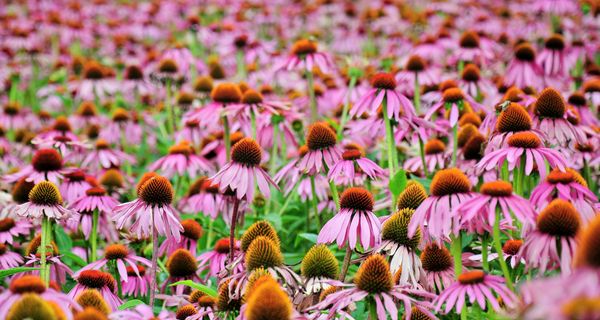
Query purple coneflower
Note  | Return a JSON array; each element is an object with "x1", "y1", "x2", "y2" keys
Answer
[
  {"x1": 149, "y1": 141, "x2": 212, "y2": 178},
  {"x1": 4, "y1": 148, "x2": 67, "y2": 184},
  {"x1": 532, "y1": 87, "x2": 586, "y2": 145},
  {"x1": 351, "y1": 72, "x2": 416, "y2": 120},
  {"x1": 537, "y1": 34, "x2": 568, "y2": 78},
  {"x1": 59, "y1": 170, "x2": 94, "y2": 205},
  {"x1": 327, "y1": 144, "x2": 385, "y2": 185},
  {"x1": 504, "y1": 43, "x2": 544, "y2": 90},
  {"x1": 159, "y1": 219, "x2": 203, "y2": 256},
  {"x1": 76, "y1": 243, "x2": 151, "y2": 283},
  {"x1": 197, "y1": 238, "x2": 243, "y2": 279},
  {"x1": 14, "y1": 181, "x2": 74, "y2": 221},
  {"x1": 0, "y1": 243, "x2": 23, "y2": 269},
  {"x1": 69, "y1": 269, "x2": 122, "y2": 311},
  {"x1": 297, "y1": 122, "x2": 342, "y2": 174},
  {"x1": 0, "y1": 216, "x2": 31, "y2": 244},
  {"x1": 278, "y1": 39, "x2": 333, "y2": 73},
  {"x1": 162, "y1": 249, "x2": 202, "y2": 295},
  {"x1": 122, "y1": 265, "x2": 151, "y2": 297},
  {"x1": 404, "y1": 138, "x2": 448, "y2": 174},
  {"x1": 81, "y1": 139, "x2": 136, "y2": 171}
]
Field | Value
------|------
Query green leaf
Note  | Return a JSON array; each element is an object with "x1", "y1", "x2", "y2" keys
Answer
[
  {"x1": 0, "y1": 267, "x2": 39, "y2": 279},
  {"x1": 53, "y1": 224, "x2": 73, "y2": 252},
  {"x1": 62, "y1": 252, "x2": 87, "y2": 267},
  {"x1": 389, "y1": 169, "x2": 408, "y2": 197},
  {"x1": 169, "y1": 280, "x2": 218, "y2": 297},
  {"x1": 412, "y1": 177, "x2": 432, "y2": 192},
  {"x1": 298, "y1": 233, "x2": 318, "y2": 244},
  {"x1": 118, "y1": 299, "x2": 145, "y2": 310}
]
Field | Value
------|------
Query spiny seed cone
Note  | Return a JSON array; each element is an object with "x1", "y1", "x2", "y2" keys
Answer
[
  {"x1": 459, "y1": 112, "x2": 482, "y2": 128},
  {"x1": 112, "y1": 108, "x2": 129, "y2": 122},
  {"x1": 158, "y1": 58, "x2": 178, "y2": 73},
  {"x1": 214, "y1": 238, "x2": 232, "y2": 254},
  {"x1": 458, "y1": 270, "x2": 486, "y2": 285},
  {"x1": 32, "y1": 148, "x2": 62, "y2": 172},
  {"x1": 197, "y1": 296, "x2": 216, "y2": 308},
  {"x1": 575, "y1": 215, "x2": 600, "y2": 268},
  {"x1": 397, "y1": 181, "x2": 428, "y2": 210},
  {"x1": 217, "y1": 280, "x2": 241, "y2": 311},
  {"x1": 301, "y1": 244, "x2": 339, "y2": 279},
  {"x1": 84, "y1": 61, "x2": 104, "y2": 80},
  {"x1": 77, "y1": 270, "x2": 115, "y2": 292},
  {"x1": 583, "y1": 79, "x2": 600, "y2": 93},
  {"x1": 424, "y1": 138, "x2": 445, "y2": 155},
  {"x1": 244, "y1": 269, "x2": 274, "y2": 302},
  {"x1": 187, "y1": 177, "x2": 206, "y2": 197},
  {"x1": 76, "y1": 289, "x2": 110, "y2": 315},
  {"x1": 480, "y1": 181, "x2": 513, "y2": 197},
  {"x1": 537, "y1": 199, "x2": 580, "y2": 237},
  {"x1": 230, "y1": 131, "x2": 245, "y2": 146},
  {"x1": 29, "y1": 181, "x2": 63, "y2": 206},
  {"x1": 420, "y1": 243, "x2": 453, "y2": 272},
  {"x1": 246, "y1": 236, "x2": 284, "y2": 271},
  {"x1": 135, "y1": 172, "x2": 159, "y2": 196},
  {"x1": 405, "y1": 306, "x2": 434, "y2": 320},
  {"x1": 371, "y1": 73, "x2": 397, "y2": 90},
  {"x1": 53, "y1": 116, "x2": 72, "y2": 132},
  {"x1": 104, "y1": 244, "x2": 129, "y2": 260},
  {"x1": 167, "y1": 249, "x2": 198, "y2": 278},
  {"x1": 126, "y1": 265, "x2": 145, "y2": 277},
  {"x1": 461, "y1": 64, "x2": 480, "y2": 82},
  {"x1": 430, "y1": 168, "x2": 471, "y2": 197},
  {"x1": 100, "y1": 169, "x2": 124, "y2": 189},
  {"x1": 502, "y1": 239, "x2": 523, "y2": 255},
  {"x1": 545, "y1": 34, "x2": 565, "y2": 51},
  {"x1": 340, "y1": 187, "x2": 374, "y2": 211},
  {"x1": 181, "y1": 219, "x2": 203, "y2": 240},
  {"x1": 382, "y1": 209, "x2": 421, "y2": 250},
  {"x1": 442, "y1": 88, "x2": 465, "y2": 103},
  {"x1": 462, "y1": 133, "x2": 486, "y2": 160},
  {"x1": 168, "y1": 142, "x2": 193, "y2": 156},
  {"x1": 176, "y1": 92, "x2": 194, "y2": 105},
  {"x1": 74, "y1": 307, "x2": 108, "y2": 320},
  {"x1": 95, "y1": 139, "x2": 110, "y2": 150},
  {"x1": 535, "y1": 88, "x2": 566, "y2": 118},
  {"x1": 291, "y1": 39, "x2": 317, "y2": 55},
  {"x1": 242, "y1": 90, "x2": 264, "y2": 104},
  {"x1": 0, "y1": 218, "x2": 15, "y2": 232},
  {"x1": 6, "y1": 293, "x2": 56, "y2": 320},
  {"x1": 245, "y1": 281, "x2": 292, "y2": 320},
  {"x1": 176, "y1": 305, "x2": 197, "y2": 320},
  {"x1": 12, "y1": 178, "x2": 35, "y2": 204},
  {"x1": 406, "y1": 55, "x2": 426, "y2": 72},
  {"x1": 503, "y1": 87, "x2": 525, "y2": 103},
  {"x1": 78, "y1": 102, "x2": 97, "y2": 117},
  {"x1": 124, "y1": 65, "x2": 144, "y2": 80},
  {"x1": 85, "y1": 187, "x2": 106, "y2": 197},
  {"x1": 495, "y1": 103, "x2": 532, "y2": 133},
  {"x1": 457, "y1": 124, "x2": 479, "y2": 148},
  {"x1": 514, "y1": 43, "x2": 536, "y2": 62},
  {"x1": 194, "y1": 76, "x2": 213, "y2": 93},
  {"x1": 459, "y1": 31, "x2": 480, "y2": 48},
  {"x1": 9, "y1": 275, "x2": 46, "y2": 294},
  {"x1": 231, "y1": 137, "x2": 262, "y2": 166},
  {"x1": 507, "y1": 131, "x2": 541, "y2": 148},
  {"x1": 561, "y1": 297, "x2": 600, "y2": 320},
  {"x1": 189, "y1": 289, "x2": 206, "y2": 303},
  {"x1": 354, "y1": 255, "x2": 394, "y2": 294},
  {"x1": 139, "y1": 176, "x2": 174, "y2": 206},
  {"x1": 306, "y1": 122, "x2": 336, "y2": 151},
  {"x1": 211, "y1": 83, "x2": 242, "y2": 104},
  {"x1": 25, "y1": 234, "x2": 58, "y2": 256},
  {"x1": 547, "y1": 168, "x2": 587, "y2": 186},
  {"x1": 439, "y1": 80, "x2": 458, "y2": 92},
  {"x1": 241, "y1": 221, "x2": 280, "y2": 252}
]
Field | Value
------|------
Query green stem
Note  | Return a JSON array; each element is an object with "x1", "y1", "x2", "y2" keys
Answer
[
  {"x1": 458, "y1": 60, "x2": 465, "y2": 74},
  {"x1": 309, "y1": 175, "x2": 321, "y2": 228},
  {"x1": 501, "y1": 161, "x2": 509, "y2": 182},
  {"x1": 450, "y1": 233, "x2": 462, "y2": 277},
  {"x1": 382, "y1": 99, "x2": 396, "y2": 177},
  {"x1": 205, "y1": 218, "x2": 214, "y2": 250},
  {"x1": 493, "y1": 212, "x2": 514, "y2": 291},
  {"x1": 339, "y1": 247, "x2": 352, "y2": 281},
  {"x1": 223, "y1": 113, "x2": 231, "y2": 162},
  {"x1": 451, "y1": 124, "x2": 458, "y2": 167},
  {"x1": 236, "y1": 49, "x2": 246, "y2": 79},
  {"x1": 583, "y1": 159, "x2": 595, "y2": 191},
  {"x1": 414, "y1": 73, "x2": 421, "y2": 115},
  {"x1": 337, "y1": 76, "x2": 357, "y2": 140},
  {"x1": 165, "y1": 79, "x2": 175, "y2": 135},
  {"x1": 306, "y1": 69, "x2": 318, "y2": 122},
  {"x1": 481, "y1": 235, "x2": 489, "y2": 272},
  {"x1": 40, "y1": 217, "x2": 51, "y2": 286},
  {"x1": 419, "y1": 137, "x2": 428, "y2": 177},
  {"x1": 328, "y1": 180, "x2": 340, "y2": 212},
  {"x1": 277, "y1": 181, "x2": 299, "y2": 216},
  {"x1": 90, "y1": 209, "x2": 99, "y2": 262},
  {"x1": 149, "y1": 223, "x2": 158, "y2": 309},
  {"x1": 112, "y1": 261, "x2": 123, "y2": 298},
  {"x1": 250, "y1": 108, "x2": 257, "y2": 140},
  {"x1": 368, "y1": 298, "x2": 378, "y2": 320},
  {"x1": 514, "y1": 156, "x2": 526, "y2": 196}
]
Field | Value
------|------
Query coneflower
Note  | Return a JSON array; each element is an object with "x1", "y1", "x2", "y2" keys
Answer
[
  {"x1": 5, "y1": 293, "x2": 58, "y2": 320},
  {"x1": 504, "y1": 43, "x2": 544, "y2": 90},
  {"x1": 533, "y1": 87, "x2": 585, "y2": 146},
  {"x1": 197, "y1": 238, "x2": 244, "y2": 279},
  {"x1": 396, "y1": 54, "x2": 439, "y2": 114},
  {"x1": 538, "y1": 34, "x2": 567, "y2": 78},
  {"x1": 0, "y1": 243, "x2": 23, "y2": 269},
  {"x1": 175, "y1": 304, "x2": 197, "y2": 320},
  {"x1": 75, "y1": 289, "x2": 110, "y2": 315},
  {"x1": 486, "y1": 102, "x2": 535, "y2": 152},
  {"x1": 574, "y1": 214, "x2": 600, "y2": 269},
  {"x1": 217, "y1": 279, "x2": 241, "y2": 313},
  {"x1": 164, "y1": 249, "x2": 201, "y2": 295},
  {"x1": 0, "y1": 214, "x2": 31, "y2": 245},
  {"x1": 420, "y1": 243, "x2": 457, "y2": 292},
  {"x1": 160, "y1": 219, "x2": 203, "y2": 256},
  {"x1": 148, "y1": 141, "x2": 212, "y2": 179},
  {"x1": 301, "y1": 244, "x2": 339, "y2": 293},
  {"x1": 452, "y1": 30, "x2": 494, "y2": 67},
  {"x1": 396, "y1": 180, "x2": 428, "y2": 211},
  {"x1": 245, "y1": 279, "x2": 293, "y2": 320},
  {"x1": 328, "y1": 144, "x2": 385, "y2": 185},
  {"x1": 4, "y1": 148, "x2": 66, "y2": 184},
  {"x1": 81, "y1": 139, "x2": 136, "y2": 172},
  {"x1": 405, "y1": 138, "x2": 448, "y2": 174},
  {"x1": 69, "y1": 270, "x2": 121, "y2": 311}
]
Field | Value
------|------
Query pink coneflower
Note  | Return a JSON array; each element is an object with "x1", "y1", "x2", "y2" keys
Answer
[
  {"x1": 396, "y1": 55, "x2": 439, "y2": 90},
  {"x1": 538, "y1": 34, "x2": 568, "y2": 78},
  {"x1": 159, "y1": 219, "x2": 203, "y2": 256},
  {"x1": 70, "y1": 186, "x2": 119, "y2": 216},
  {"x1": 14, "y1": 181, "x2": 75, "y2": 221},
  {"x1": 180, "y1": 178, "x2": 223, "y2": 219},
  {"x1": 435, "y1": 270, "x2": 516, "y2": 313},
  {"x1": 69, "y1": 269, "x2": 122, "y2": 311},
  {"x1": 404, "y1": 138, "x2": 448, "y2": 174},
  {"x1": 22, "y1": 235, "x2": 74, "y2": 286},
  {"x1": 350, "y1": 72, "x2": 416, "y2": 120},
  {"x1": 210, "y1": 137, "x2": 278, "y2": 200},
  {"x1": 568, "y1": 92, "x2": 599, "y2": 127},
  {"x1": 82, "y1": 139, "x2": 136, "y2": 171},
  {"x1": 477, "y1": 131, "x2": 568, "y2": 179},
  {"x1": 278, "y1": 39, "x2": 334, "y2": 73},
  {"x1": 504, "y1": 43, "x2": 544, "y2": 90},
  {"x1": 532, "y1": 88, "x2": 585, "y2": 145},
  {"x1": 59, "y1": 170, "x2": 94, "y2": 205},
  {"x1": 0, "y1": 102, "x2": 28, "y2": 130},
  {"x1": 532, "y1": 0, "x2": 579, "y2": 14},
  {"x1": 451, "y1": 30, "x2": 495, "y2": 66},
  {"x1": 149, "y1": 141, "x2": 212, "y2": 178},
  {"x1": 318, "y1": 187, "x2": 381, "y2": 250},
  {"x1": 327, "y1": 145, "x2": 385, "y2": 184},
  {"x1": 112, "y1": 174, "x2": 183, "y2": 241},
  {"x1": 122, "y1": 265, "x2": 151, "y2": 297},
  {"x1": 458, "y1": 64, "x2": 496, "y2": 102},
  {"x1": 470, "y1": 239, "x2": 526, "y2": 269},
  {"x1": 518, "y1": 199, "x2": 581, "y2": 274},
  {"x1": 34, "y1": 116, "x2": 79, "y2": 142},
  {"x1": 0, "y1": 275, "x2": 77, "y2": 319},
  {"x1": 76, "y1": 244, "x2": 151, "y2": 283},
  {"x1": 197, "y1": 238, "x2": 243, "y2": 279},
  {"x1": 425, "y1": 87, "x2": 485, "y2": 127},
  {"x1": 530, "y1": 168, "x2": 598, "y2": 223},
  {"x1": 454, "y1": 181, "x2": 536, "y2": 235},
  {"x1": 4, "y1": 148, "x2": 67, "y2": 184},
  {"x1": 31, "y1": 135, "x2": 90, "y2": 160},
  {"x1": 0, "y1": 243, "x2": 23, "y2": 269},
  {"x1": 162, "y1": 249, "x2": 202, "y2": 295},
  {"x1": 408, "y1": 168, "x2": 475, "y2": 240},
  {"x1": 0, "y1": 216, "x2": 31, "y2": 244},
  {"x1": 309, "y1": 255, "x2": 436, "y2": 319},
  {"x1": 297, "y1": 122, "x2": 342, "y2": 174},
  {"x1": 485, "y1": 102, "x2": 538, "y2": 152}
]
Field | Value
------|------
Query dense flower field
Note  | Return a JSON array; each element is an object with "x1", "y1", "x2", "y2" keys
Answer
[{"x1": 0, "y1": 0, "x2": 599, "y2": 319}]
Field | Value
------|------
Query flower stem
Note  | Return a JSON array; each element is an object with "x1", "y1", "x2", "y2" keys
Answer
[
  {"x1": 205, "y1": 218, "x2": 214, "y2": 250},
  {"x1": 306, "y1": 69, "x2": 318, "y2": 122},
  {"x1": 418, "y1": 137, "x2": 428, "y2": 177},
  {"x1": 368, "y1": 297, "x2": 378, "y2": 320},
  {"x1": 149, "y1": 222, "x2": 159, "y2": 309},
  {"x1": 339, "y1": 246, "x2": 352, "y2": 281},
  {"x1": 450, "y1": 233, "x2": 462, "y2": 277},
  {"x1": 382, "y1": 99, "x2": 396, "y2": 177},
  {"x1": 165, "y1": 79, "x2": 175, "y2": 135},
  {"x1": 250, "y1": 108, "x2": 257, "y2": 140},
  {"x1": 223, "y1": 113, "x2": 231, "y2": 162},
  {"x1": 40, "y1": 217, "x2": 51, "y2": 286},
  {"x1": 583, "y1": 159, "x2": 595, "y2": 191},
  {"x1": 493, "y1": 212, "x2": 514, "y2": 291},
  {"x1": 277, "y1": 181, "x2": 299, "y2": 216},
  {"x1": 414, "y1": 73, "x2": 421, "y2": 115},
  {"x1": 328, "y1": 180, "x2": 340, "y2": 212},
  {"x1": 236, "y1": 49, "x2": 246, "y2": 79},
  {"x1": 111, "y1": 261, "x2": 123, "y2": 298},
  {"x1": 481, "y1": 235, "x2": 489, "y2": 272},
  {"x1": 514, "y1": 156, "x2": 526, "y2": 196},
  {"x1": 337, "y1": 76, "x2": 357, "y2": 140},
  {"x1": 229, "y1": 198, "x2": 240, "y2": 264},
  {"x1": 451, "y1": 124, "x2": 458, "y2": 167},
  {"x1": 309, "y1": 175, "x2": 321, "y2": 228},
  {"x1": 90, "y1": 209, "x2": 99, "y2": 262}
]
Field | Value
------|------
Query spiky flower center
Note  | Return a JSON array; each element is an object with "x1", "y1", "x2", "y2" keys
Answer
[
  {"x1": 32, "y1": 149, "x2": 62, "y2": 172},
  {"x1": 421, "y1": 243, "x2": 453, "y2": 272},
  {"x1": 575, "y1": 215, "x2": 600, "y2": 268},
  {"x1": 78, "y1": 102, "x2": 97, "y2": 116},
  {"x1": 124, "y1": 65, "x2": 144, "y2": 80},
  {"x1": 112, "y1": 108, "x2": 129, "y2": 122},
  {"x1": 514, "y1": 43, "x2": 536, "y2": 62},
  {"x1": 245, "y1": 281, "x2": 292, "y2": 320},
  {"x1": 231, "y1": 138, "x2": 262, "y2": 166},
  {"x1": 354, "y1": 255, "x2": 393, "y2": 294},
  {"x1": 340, "y1": 187, "x2": 374, "y2": 211},
  {"x1": 245, "y1": 236, "x2": 283, "y2": 271},
  {"x1": 95, "y1": 139, "x2": 110, "y2": 150},
  {"x1": 168, "y1": 143, "x2": 192, "y2": 156},
  {"x1": 382, "y1": 209, "x2": 421, "y2": 250},
  {"x1": 306, "y1": 122, "x2": 336, "y2": 151},
  {"x1": 547, "y1": 168, "x2": 586, "y2": 186},
  {"x1": 0, "y1": 218, "x2": 15, "y2": 232},
  {"x1": 545, "y1": 34, "x2": 565, "y2": 51},
  {"x1": 194, "y1": 76, "x2": 213, "y2": 93},
  {"x1": 502, "y1": 239, "x2": 523, "y2": 255},
  {"x1": 561, "y1": 297, "x2": 600, "y2": 320},
  {"x1": 371, "y1": 73, "x2": 397, "y2": 90},
  {"x1": 535, "y1": 88, "x2": 566, "y2": 118},
  {"x1": 480, "y1": 181, "x2": 513, "y2": 197},
  {"x1": 138, "y1": 176, "x2": 174, "y2": 206},
  {"x1": 167, "y1": 249, "x2": 198, "y2": 278},
  {"x1": 6, "y1": 293, "x2": 55, "y2": 320},
  {"x1": 442, "y1": 88, "x2": 464, "y2": 103},
  {"x1": 181, "y1": 219, "x2": 202, "y2": 240},
  {"x1": 100, "y1": 169, "x2": 124, "y2": 189},
  {"x1": 430, "y1": 168, "x2": 471, "y2": 197},
  {"x1": 396, "y1": 181, "x2": 428, "y2": 210},
  {"x1": 9, "y1": 275, "x2": 46, "y2": 294},
  {"x1": 77, "y1": 270, "x2": 115, "y2": 292},
  {"x1": 12, "y1": 179, "x2": 35, "y2": 204},
  {"x1": 583, "y1": 79, "x2": 600, "y2": 93},
  {"x1": 198, "y1": 296, "x2": 216, "y2": 308},
  {"x1": 461, "y1": 64, "x2": 480, "y2": 82},
  {"x1": 217, "y1": 280, "x2": 241, "y2": 311},
  {"x1": 158, "y1": 58, "x2": 178, "y2": 74},
  {"x1": 406, "y1": 55, "x2": 426, "y2": 72},
  {"x1": 211, "y1": 83, "x2": 242, "y2": 104},
  {"x1": 85, "y1": 187, "x2": 107, "y2": 197},
  {"x1": 104, "y1": 244, "x2": 129, "y2": 260},
  {"x1": 127, "y1": 265, "x2": 145, "y2": 276},
  {"x1": 458, "y1": 270, "x2": 485, "y2": 285},
  {"x1": 301, "y1": 244, "x2": 339, "y2": 279},
  {"x1": 459, "y1": 31, "x2": 480, "y2": 48},
  {"x1": 291, "y1": 39, "x2": 317, "y2": 55},
  {"x1": 457, "y1": 124, "x2": 478, "y2": 148},
  {"x1": 241, "y1": 221, "x2": 280, "y2": 252},
  {"x1": 341, "y1": 149, "x2": 362, "y2": 160},
  {"x1": 424, "y1": 139, "x2": 445, "y2": 155},
  {"x1": 537, "y1": 199, "x2": 580, "y2": 237},
  {"x1": 496, "y1": 103, "x2": 532, "y2": 133},
  {"x1": 84, "y1": 62, "x2": 104, "y2": 80},
  {"x1": 176, "y1": 305, "x2": 197, "y2": 320},
  {"x1": 214, "y1": 238, "x2": 232, "y2": 254},
  {"x1": 76, "y1": 289, "x2": 110, "y2": 315},
  {"x1": 29, "y1": 181, "x2": 62, "y2": 206},
  {"x1": 507, "y1": 131, "x2": 541, "y2": 149},
  {"x1": 242, "y1": 90, "x2": 264, "y2": 104}
]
